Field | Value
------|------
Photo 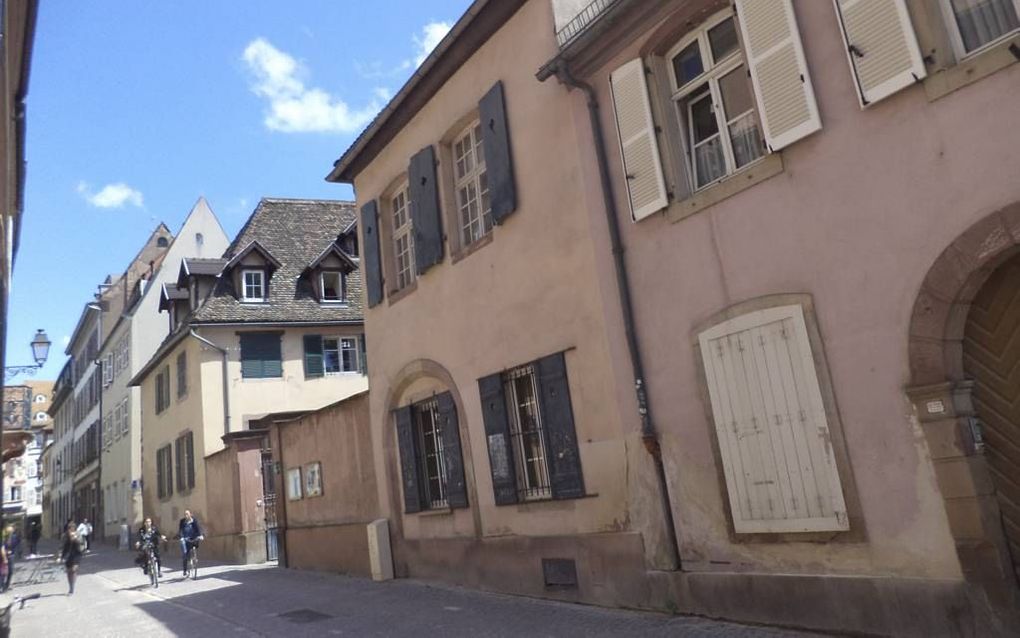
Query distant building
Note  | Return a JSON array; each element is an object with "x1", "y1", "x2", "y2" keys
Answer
[{"x1": 131, "y1": 198, "x2": 366, "y2": 563}]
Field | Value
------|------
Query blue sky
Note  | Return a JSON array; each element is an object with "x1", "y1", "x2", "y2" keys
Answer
[{"x1": 5, "y1": 1, "x2": 469, "y2": 382}]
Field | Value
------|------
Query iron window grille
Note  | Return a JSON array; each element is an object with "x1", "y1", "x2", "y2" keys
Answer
[
  {"x1": 415, "y1": 398, "x2": 449, "y2": 510},
  {"x1": 503, "y1": 364, "x2": 553, "y2": 500}
]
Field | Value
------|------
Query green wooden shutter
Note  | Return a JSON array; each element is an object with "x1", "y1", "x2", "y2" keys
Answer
[
  {"x1": 303, "y1": 335, "x2": 324, "y2": 378},
  {"x1": 241, "y1": 333, "x2": 283, "y2": 379},
  {"x1": 358, "y1": 334, "x2": 368, "y2": 375},
  {"x1": 394, "y1": 406, "x2": 422, "y2": 513},
  {"x1": 537, "y1": 352, "x2": 585, "y2": 500},
  {"x1": 479, "y1": 81, "x2": 516, "y2": 224},
  {"x1": 361, "y1": 200, "x2": 384, "y2": 307},
  {"x1": 478, "y1": 373, "x2": 518, "y2": 505},
  {"x1": 437, "y1": 392, "x2": 468, "y2": 509}
]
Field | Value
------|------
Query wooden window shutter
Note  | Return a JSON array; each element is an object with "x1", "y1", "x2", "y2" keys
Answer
[
  {"x1": 186, "y1": 432, "x2": 195, "y2": 489},
  {"x1": 262, "y1": 334, "x2": 282, "y2": 378},
  {"x1": 177, "y1": 351, "x2": 187, "y2": 397},
  {"x1": 408, "y1": 145, "x2": 444, "y2": 275},
  {"x1": 734, "y1": 0, "x2": 822, "y2": 151},
  {"x1": 832, "y1": 0, "x2": 926, "y2": 107},
  {"x1": 241, "y1": 333, "x2": 282, "y2": 379},
  {"x1": 698, "y1": 305, "x2": 849, "y2": 534},
  {"x1": 394, "y1": 406, "x2": 423, "y2": 513},
  {"x1": 478, "y1": 373, "x2": 519, "y2": 505},
  {"x1": 609, "y1": 58, "x2": 669, "y2": 221},
  {"x1": 478, "y1": 80, "x2": 516, "y2": 224},
  {"x1": 157, "y1": 449, "x2": 164, "y2": 499},
  {"x1": 536, "y1": 352, "x2": 585, "y2": 500},
  {"x1": 360, "y1": 199, "x2": 384, "y2": 307},
  {"x1": 175, "y1": 438, "x2": 185, "y2": 492},
  {"x1": 303, "y1": 334, "x2": 324, "y2": 378},
  {"x1": 358, "y1": 334, "x2": 368, "y2": 375},
  {"x1": 437, "y1": 391, "x2": 468, "y2": 509}
]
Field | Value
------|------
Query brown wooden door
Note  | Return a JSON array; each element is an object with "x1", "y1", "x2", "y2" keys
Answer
[{"x1": 964, "y1": 252, "x2": 1020, "y2": 582}]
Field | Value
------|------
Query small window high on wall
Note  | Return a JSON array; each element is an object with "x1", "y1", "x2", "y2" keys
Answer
[{"x1": 698, "y1": 304, "x2": 849, "y2": 534}]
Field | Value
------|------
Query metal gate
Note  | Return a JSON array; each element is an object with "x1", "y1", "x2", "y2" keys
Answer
[{"x1": 262, "y1": 453, "x2": 280, "y2": 562}]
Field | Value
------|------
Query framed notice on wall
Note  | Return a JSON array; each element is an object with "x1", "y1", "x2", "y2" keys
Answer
[
  {"x1": 305, "y1": 462, "x2": 323, "y2": 498},
  {"x1": 286, "y1": 467, "x2": 302, "y2": 501}
]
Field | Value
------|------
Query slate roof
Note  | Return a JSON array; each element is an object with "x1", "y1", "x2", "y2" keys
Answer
[{"x1": 190, "y1": 197, "x2": 362, "y2": 325}]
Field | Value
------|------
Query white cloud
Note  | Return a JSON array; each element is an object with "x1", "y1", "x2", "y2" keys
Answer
[
  {"x1": 242, "y1": 38, "x2": 382, "y2": 134},
  {"x1": 412, "y1": 21, "x2": 452, "y2": 67},
  {"x1": 76, "y1": 181, "x2": 144, "y2": 208},
  {"x1": 61, "y1": 335, "x2": 70, "y2": 347}
]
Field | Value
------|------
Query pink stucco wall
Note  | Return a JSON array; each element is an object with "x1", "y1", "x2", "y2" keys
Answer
[{"x1": 575, "y1": 0, "x2": 1020, "y2": 579}]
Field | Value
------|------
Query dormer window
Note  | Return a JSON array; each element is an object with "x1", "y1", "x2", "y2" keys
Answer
[
  {"x1": 320, "y1": 271, "x2": 344, "y2": 303},
  {"x1": 242, "y1": 269, "x2": 266, "y2": 302}
]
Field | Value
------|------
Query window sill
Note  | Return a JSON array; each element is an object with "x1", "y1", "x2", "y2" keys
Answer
[
  {"x1": 414, "y1": 506, "x2": 454, "y2": 518},
  {"x1": 666, "y1": 153, "x2": 784, "y2": 225},
  {"x1": 240, "y1": 376, "x2": 284, "y2": 383},
  {"x1": 387, "y1": 280, "x2": 418, "y2": 306},
  {"x1": 450, "y1": 232, "x2": 494, "y2": 265},
  {"x1": 924, "y1": 33, "x2": 1020, "y2": 102}
]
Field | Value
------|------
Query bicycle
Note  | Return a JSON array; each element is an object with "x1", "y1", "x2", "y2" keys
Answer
[
  {"x1": 140, "y1": 541, "x2": 160, "y2": 589},
  {"x1": 177, "y1": 535, "x2": 202, "y2": 580}
]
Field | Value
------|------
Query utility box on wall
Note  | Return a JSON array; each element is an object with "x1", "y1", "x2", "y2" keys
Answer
[{"x1": 367, "y1": 518, "x2": 393, "y2": 581}]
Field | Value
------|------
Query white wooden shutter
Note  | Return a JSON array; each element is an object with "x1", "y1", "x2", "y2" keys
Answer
[
  {"x1": 833, "y1": 0, "x2": 926, "y2": 107},
  {"x1": 609, "y1": 58, "x2": 669, "y2": 222},
  {"x1": 699, "y1": 305, "x2": 848, "y2": 534},
  {"x1": 734, "y1": 0, "x2": 821, "y2": 151}
]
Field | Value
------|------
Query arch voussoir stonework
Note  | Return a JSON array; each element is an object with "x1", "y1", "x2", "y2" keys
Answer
[{"x1": 906, "y1": 202, "x2": 1020, "y2": 624}]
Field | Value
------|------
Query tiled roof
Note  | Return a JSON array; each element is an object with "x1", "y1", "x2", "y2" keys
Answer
[
  {"x1": 182, "y1": 257, "x2": 227, "y2": 277},
  {"x1": 190, "y1": 198, "x2": 362, "y2": 325}
]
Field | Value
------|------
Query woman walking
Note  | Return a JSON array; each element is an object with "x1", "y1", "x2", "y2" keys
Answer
[{"x1": 58, "y1": 523, "x2": 84, "y2": 595}]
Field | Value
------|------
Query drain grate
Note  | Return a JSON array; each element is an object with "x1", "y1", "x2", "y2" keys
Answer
[{"x1": 278, "y1": 608, "x2": 333, "y2": 624}]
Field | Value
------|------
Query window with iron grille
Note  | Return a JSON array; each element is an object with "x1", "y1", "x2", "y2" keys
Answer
[
  {"x1": 453, "y1": 122, "x2": 492, "y2": 246},
  {"x1": 415, "y1": 399, "x2": 448, "y2": 509},
  {"x1": 503, "y1": 365, "x2": 553, "y2": 500}
]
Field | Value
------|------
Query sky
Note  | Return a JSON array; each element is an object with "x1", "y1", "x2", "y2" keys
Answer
[{"x1": 4, "y1": 1, "x2": 470, "y2": 383}]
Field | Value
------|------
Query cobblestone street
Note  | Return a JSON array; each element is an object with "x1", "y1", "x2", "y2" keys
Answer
[{"x1": 7, "y1": 543, "x2": 822, "y2": 637}]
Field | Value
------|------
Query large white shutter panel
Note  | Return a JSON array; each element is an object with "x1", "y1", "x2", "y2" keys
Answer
[
  {"x1": 699, "y1": 305, "x2": 849, "y2": 534},
  {"x1": 833, "y1": 0, "x2": 927, "y2": 107},
  {"x1": 609, "y1": 58, "x2": 669, "y2": 222},
  {"x1": 734, "y1": 0, "x2": 821, "y2": 151}
]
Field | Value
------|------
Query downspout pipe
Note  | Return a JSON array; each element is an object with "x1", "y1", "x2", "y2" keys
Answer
[
  {"x1": 549, "y1": 59, "x2": 681, "y2": 570},
  {"x1": 189, "y1": 329, "x2": 231, "y2": 436}
]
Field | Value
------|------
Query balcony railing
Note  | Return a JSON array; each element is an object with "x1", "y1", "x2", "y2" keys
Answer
[{"x1": 556, "y1": 0, "x2": 619, "y2": 48}]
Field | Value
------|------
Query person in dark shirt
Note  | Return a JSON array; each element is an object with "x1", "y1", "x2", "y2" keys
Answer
[
  {"x1": 135, "y1": 518, "x2": 166, "y2": 577},
  {"x1": 58, "y1": 523, "x2": 84, "y2": 595},
  {"x1": 177, "y1": 510, "x2": 204, "y2": 576}
]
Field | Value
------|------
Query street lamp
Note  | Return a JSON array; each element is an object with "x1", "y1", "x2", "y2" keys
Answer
[{"x1": 4, "y1": 329, "x2": 52, "y2": 380}]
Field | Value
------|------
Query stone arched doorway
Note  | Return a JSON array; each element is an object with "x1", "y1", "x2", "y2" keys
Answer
[
  {"x1": 906, "y1": 203, "x2": 1020, "y2": 619},
  {"x1": 963, "y1": 252, "x2": 1020, "y2": 585}
]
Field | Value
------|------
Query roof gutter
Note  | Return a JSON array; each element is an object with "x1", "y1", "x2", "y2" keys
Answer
[
  {"x1": 11, "y1": 0, "x2": 40, "y2": 268},
  {"x1": 541, "y1": 58, "x2": 681, "y2": 570}
]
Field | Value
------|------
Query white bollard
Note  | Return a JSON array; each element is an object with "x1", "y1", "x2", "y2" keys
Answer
[{"x1": 366, "y1": 519, "x2": 393, "y2": 581}]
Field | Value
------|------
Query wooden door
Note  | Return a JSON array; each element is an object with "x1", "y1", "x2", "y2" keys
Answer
[{"x1": 963, "y1": 252, "x2": 1020, "y2": 582}]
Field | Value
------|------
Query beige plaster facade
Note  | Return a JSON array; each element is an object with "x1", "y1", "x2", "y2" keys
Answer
[{"x1": 137, "y1": 324, "x2": 368, "y2": 561}]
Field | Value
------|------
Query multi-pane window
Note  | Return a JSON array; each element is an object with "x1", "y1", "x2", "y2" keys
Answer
[
  {"x1": 453, "y1": 122, "x2": 492, "y2": 246},
  {"x1": 391, "y1": 185, "x2": 415, "y2": 290},
  {"x1": 156, "y1": 444, "x2": 173, "y2": 499},
  {"x1": 320, "y1": 271, "x2": 344, "y2": 302},
  {"x1": 119, "y1": 398, "x2": 129, "y2": 435},
  {"x1": 176, "y1": 351, "x2": 188, "y2": 398},
  {"x1": 242, "y1": 269, "x2": 266, "y2": 302},
  {"x1": 503, "y1": 365, "x2": 552, "y2": 500},
  {"x1": 941, "y1": 0, "x2": 1019, "y2": 55},
  {"x1": 322, "y1": 337, "x2": 359, "y2": 373},
  {"x1": 103, "y1": 354, "x2": 113, "y2": 386},
  {"x1": 669, "y1": 12, "x2": 763, "y2": 190},
  {"x1": 415, "y1": 399, "x2": 448, "y2": 509}
]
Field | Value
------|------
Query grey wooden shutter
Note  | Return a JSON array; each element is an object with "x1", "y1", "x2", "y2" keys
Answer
[
  {"x1": 175, "y1": 438, "x2": 185, "y2": 492},
  {"x1": 537, "y1": 352, "x2": 585, "y2": 500},
  {"x1": 478, "y1": 373, "x2": 518, "y2": 505},
  {"x1": 358, "y1": 334, "x2": 368, "y2": 374},
  {"x1": 360, "y1": 200, "x2": 384, "y2": 307},
  {"x1": 303, "y1": 334, "x2": 324, "y2": 378},
  {"x1": 833, "y1": 0, "x2": 926, "y2": 107},
  {"x1": 241, "y1": 333, "x2": 282, "y2": 379},
  {"x1": 408, "y1": 145, "x2": 443, "y2": 274},
  {"x1": 186, "y1": 432, "x2": 195, "y2": 489},
  {"x1": 437, "y1": 391, "x2": 468, "y2": 509},
  {"x1": 240, "y1": 334, "x2": 261, "y2": 378},
  {"x1": 479, "y1": 81, "x2": 516, "y2": 224},
  {"x1": 394, "y1": 406, "x2": 423, "y2": 513}
]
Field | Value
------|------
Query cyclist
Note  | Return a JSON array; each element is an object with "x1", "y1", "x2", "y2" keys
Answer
[
  {"x1": 178, "y1": 510, "x2": 204, "y2": 576},
  {"x1": 134, "y1": 518, "x2": 166, "y2": 577}
]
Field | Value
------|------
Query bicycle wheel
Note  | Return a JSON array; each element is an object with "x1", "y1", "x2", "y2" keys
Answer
[
  {"x1": 148, "y1": 555, "x2": 158, "y2": 588},
  {"x1": 190, "y1": 549, "x2": 198, "y2": 580}
]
